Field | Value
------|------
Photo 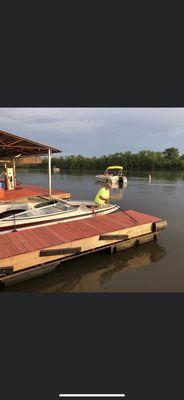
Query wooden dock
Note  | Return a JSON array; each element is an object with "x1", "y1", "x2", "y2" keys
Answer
[
  {"x1": 0, "y1": 209, "x2": 167, "y2": 287},
  {"x1": 0, "y1": 184, "x2": 70, "y2": 202}
]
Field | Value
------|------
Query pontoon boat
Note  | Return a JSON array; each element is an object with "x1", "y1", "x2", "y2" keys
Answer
[{"x1": 96, "y1": 166, "x2": 127, "y2": 184}]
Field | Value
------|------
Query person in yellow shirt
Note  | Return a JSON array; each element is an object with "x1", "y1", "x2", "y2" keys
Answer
[{"x1": 95, "y1": 183, "x2": 111, "y2": 206}]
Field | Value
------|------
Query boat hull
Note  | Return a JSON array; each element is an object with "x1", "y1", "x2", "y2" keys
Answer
[
  {"x1": 95, "y1": 175, "x2": 127, "y2": 184},
  {"x1": 96, "y1": 175, "x2": 119, "y2": 183},
  {"x1": 52, "y1": 167, "x2": 60, "y2": 173},
  {"x1": 0, "y1": 203, "x2": 119, "y2": 233}
]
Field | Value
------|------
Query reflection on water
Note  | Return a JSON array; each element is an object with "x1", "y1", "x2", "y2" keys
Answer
[
  {"x1": 109, "y1": 181, "x2": 127, "y2": 200},
  {"x1": 6, "y1": 169, "x2": 184, "y2": 292},
  {"x1": 6, "y1": 241, "x2": 166, "y2": 293}
]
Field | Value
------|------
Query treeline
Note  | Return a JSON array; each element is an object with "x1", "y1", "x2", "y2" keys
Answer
[{"x1": 18, "y1": 147, "x2": 184, "y2": 171}]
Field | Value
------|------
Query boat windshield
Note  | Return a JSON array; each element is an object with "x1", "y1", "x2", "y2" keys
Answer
[
  {"x1": 108, "y1": 169, "x2": 122, "y2": 176},
  {"x1": 1, "y1": 201, "x2": 77, "y2": 221}
]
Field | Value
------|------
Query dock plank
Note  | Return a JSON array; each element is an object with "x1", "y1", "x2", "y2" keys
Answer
[
  {"x1": 0, "y1": 184, "x2": 70, "y2": 201},
  {"x1": 0, "y1": 210, "x2": 161, "y2": 260}
]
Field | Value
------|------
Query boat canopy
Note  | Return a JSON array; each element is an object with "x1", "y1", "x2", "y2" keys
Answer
[{"x1": 107, "y1": 166, "x2": 123, "y2": 170}]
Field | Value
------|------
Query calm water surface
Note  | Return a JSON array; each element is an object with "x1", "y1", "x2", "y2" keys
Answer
[{"x1": 6, "y1": 170, "x2": 184, "y2": 292}]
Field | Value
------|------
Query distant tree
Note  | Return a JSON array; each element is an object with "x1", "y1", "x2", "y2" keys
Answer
[
  {"x1": 163, "y1": 147, "x2": 180, "y2": 159},
  {"x1": 18, "y1": 148, "x2": 184, "y2": 172}
]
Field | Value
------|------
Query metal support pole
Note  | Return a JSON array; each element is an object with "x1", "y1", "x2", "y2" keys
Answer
[
  {"x1": 12, "y1": 157, "x2": 16, "y2": 187},
  {"x1": 48, "y1": 148, "x2": 52, "y2": 196},
  {"x1": 12, "y1": 213, "x2": 17, "y2": 232}
]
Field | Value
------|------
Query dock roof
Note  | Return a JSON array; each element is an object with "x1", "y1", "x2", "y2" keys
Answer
[{"x1": 0, "y1": 130, "x2": 61, "y2": 159}]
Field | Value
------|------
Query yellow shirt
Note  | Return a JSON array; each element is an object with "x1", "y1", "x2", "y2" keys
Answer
[{"x1": 95, "y1": 187, "x2": 110, "y2": 205}]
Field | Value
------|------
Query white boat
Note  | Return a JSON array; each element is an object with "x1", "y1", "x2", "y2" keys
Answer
[
  {"x1": 52, "y1": 167, "x2": 60, "y2": 173},
  {"x1": 96, "y1": 165, "x2": 127, "y2": 184},
  {"x1": 0, "y1": 198, "x2": 119, "y2": 233}
]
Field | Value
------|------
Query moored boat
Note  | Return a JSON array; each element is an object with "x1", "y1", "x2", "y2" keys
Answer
[
  {"x1": 96, "y1": 165, "x2": 127, "y2": 184},
  {"x1": 52, "y1": 167, "x2": 60, "y2": 173},
  {"x1": 0, "y1": 198, "x2": 119, "y2": 233}
]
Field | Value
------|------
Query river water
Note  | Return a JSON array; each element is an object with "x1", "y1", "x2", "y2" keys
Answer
[{"x1": 6, "y1": 170, "x2": 184, "y2": 292}]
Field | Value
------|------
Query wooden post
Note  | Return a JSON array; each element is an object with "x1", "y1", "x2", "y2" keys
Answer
[
  {"x1": 48, "y1": 148, "x2": 52, "y2": 196},
  {"x1": 12, "y1": 158, "x2": 16, "y2": 187}
]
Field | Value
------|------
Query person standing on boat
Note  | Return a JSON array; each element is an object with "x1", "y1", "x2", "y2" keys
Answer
[
  {"x1": 95, "y1": 183, "x2": 111, "y2": 206},
  {"x1": 0, "y1": 168, "x2": 11, "y2": 190}
]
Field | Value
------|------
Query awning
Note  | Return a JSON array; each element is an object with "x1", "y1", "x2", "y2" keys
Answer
[{"x1": 0, "y1": 130, "x2": 61, "y2": 159}]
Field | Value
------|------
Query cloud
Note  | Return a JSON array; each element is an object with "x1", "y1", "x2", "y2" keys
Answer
[
  {"x1": 1, "y1": 108, "x2": 104, "y2": 133},
  {"x1": 1, "y1": 108, "x2": 184, "y2": 156},
  {"x1": 146, "y1": 126, "x2": 184, "y2": 137},
  {"x1": 166, "y1": 127, "x2": 184, "y2": 137}
]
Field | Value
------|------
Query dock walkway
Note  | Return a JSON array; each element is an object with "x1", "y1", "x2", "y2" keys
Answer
[
  {"x1": 0, "y1": 184, "x2": 70, "y2": 201},
  {"x1": 0, "y1": 210, "x2": 167, "y2": 287}
]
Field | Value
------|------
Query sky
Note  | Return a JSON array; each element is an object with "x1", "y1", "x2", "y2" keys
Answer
[{"x1": 1, "y1": 108, "x2": 184, "y2": 157}]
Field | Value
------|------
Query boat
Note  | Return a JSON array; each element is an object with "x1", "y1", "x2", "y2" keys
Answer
[
  {"x1": 0, "y1": 198, "x2": 119, "y2": 233},
  {"x1": 52, "y1": 166, "x2": 60, "y2": 173},
  {"x1": 96, "y1": 166, "x2": 127, "y2": 184}
]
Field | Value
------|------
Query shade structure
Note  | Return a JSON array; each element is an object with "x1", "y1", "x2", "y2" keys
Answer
[
  {"x1": 0, "y1": 129, "x2": 61, "y2": 196},
  {"x1": 0, "y1": 130, "x2": 61, "y2": 158}
]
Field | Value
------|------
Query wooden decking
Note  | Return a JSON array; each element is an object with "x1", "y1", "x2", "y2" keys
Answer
[
  {"x1": 0, "y1": 184, "x2": 70, "y2": 201},
  {"x1": 0, "y1": 210, "x2": 167, "y2": 286}
]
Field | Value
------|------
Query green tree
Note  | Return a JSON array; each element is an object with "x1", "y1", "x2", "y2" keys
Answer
[{"x1": 163, "y1": 147, "x2": 180, "y2": 160}]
